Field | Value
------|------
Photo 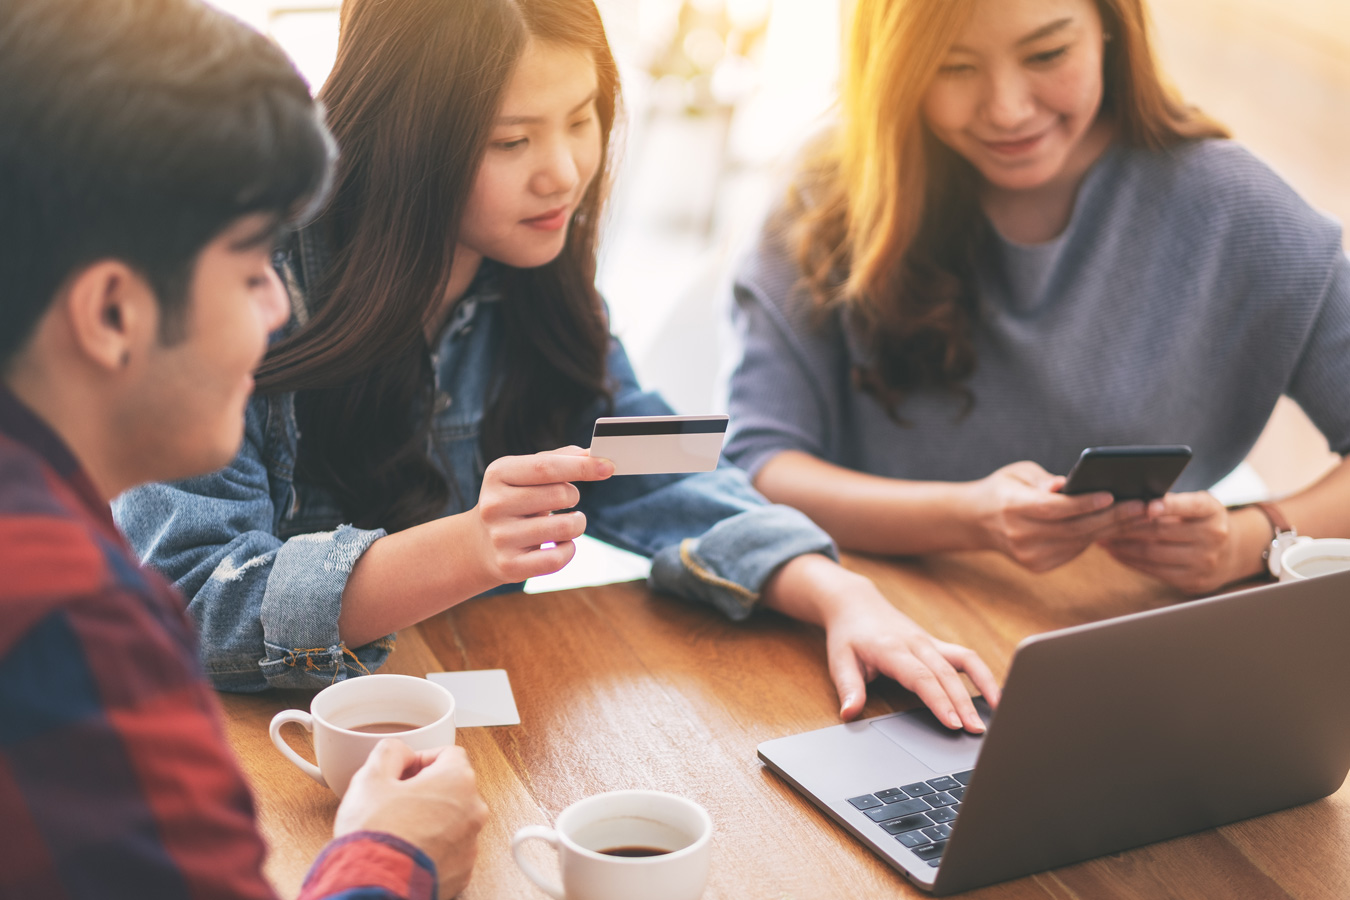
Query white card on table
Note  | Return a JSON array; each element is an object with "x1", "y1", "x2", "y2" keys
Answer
[
  {"x1": 588, "y1": 414, "x2": 729, "y2": 476},
  {"x1": 426, "y1": 669, "x2": 521, "y2": 727}
]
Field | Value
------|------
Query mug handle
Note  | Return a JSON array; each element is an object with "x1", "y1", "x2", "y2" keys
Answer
[
  {"x1": 269, "y1": 709, "x2": 327, "y2": 788},
  {"x1": 511, "y1": 826, "x2": 566, "y2": 900}
]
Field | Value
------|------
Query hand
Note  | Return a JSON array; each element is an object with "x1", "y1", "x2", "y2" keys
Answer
[
  {"x1": 472, "y1": 446, "x2": 614, "y2": 583},
  {"x1": 763, "y1": 556, "x2": 1001, "y2": 731},
  {"x1": 1098, "y1": 491, "x2": 1242, "y2": 595},
  {"x1": 969, "y1": 462, "x2": 1147, "y2": 572},
  {"x1": 335, "y1": 740, "x2": 488, "y2": 898}
]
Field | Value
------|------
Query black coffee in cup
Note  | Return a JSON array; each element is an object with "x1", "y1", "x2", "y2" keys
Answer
[
  {"x1": 348, "y1": 721, "x2": 422, "y2": 734},
  {"x1": 598, "y1": 846, "x2": 670, "y2": 858}
]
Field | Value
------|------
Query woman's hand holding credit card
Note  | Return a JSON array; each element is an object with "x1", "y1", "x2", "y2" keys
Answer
[
  {"x1": 470, "y1": 447, "x2": 614, "y2": 582},
  {"x1": 467, "y1": 415, "x2": 727, "y2": 584}
]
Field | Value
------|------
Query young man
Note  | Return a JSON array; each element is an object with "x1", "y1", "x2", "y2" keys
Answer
[{"x1": 0, "y1": 1, "x2": 486, "y2": 898}]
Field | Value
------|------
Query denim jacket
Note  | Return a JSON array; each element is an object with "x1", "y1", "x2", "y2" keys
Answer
[{"x1": 113, "y1": 229, "x2": 836, "y2": 692}]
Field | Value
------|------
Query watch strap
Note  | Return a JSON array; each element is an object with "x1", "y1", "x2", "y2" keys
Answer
[
  {"x1": 1252, "y1": 501, "x2": 1293, "y2": 536},
  {"x1": 1245, "y1": 501, "x2": 1300, "y2": 577}
]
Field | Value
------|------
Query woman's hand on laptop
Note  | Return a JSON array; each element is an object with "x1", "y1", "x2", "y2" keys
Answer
[{"x1": 761, "y1": 554, "x2": 1000, "y2": 731}]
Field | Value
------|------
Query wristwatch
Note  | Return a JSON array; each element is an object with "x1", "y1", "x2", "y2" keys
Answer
[{"x1": 1249, "y1": 501, "x2": 1309, "y2": 578}]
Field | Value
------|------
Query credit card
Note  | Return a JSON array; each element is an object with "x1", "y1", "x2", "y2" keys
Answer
[{"x1": 588, "y1": 414, "x2": 729, "y2": 476}]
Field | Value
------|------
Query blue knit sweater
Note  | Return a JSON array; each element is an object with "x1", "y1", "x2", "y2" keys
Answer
[{"x1": 723, "y1": 140, "x2": 1350, "y2": 491}]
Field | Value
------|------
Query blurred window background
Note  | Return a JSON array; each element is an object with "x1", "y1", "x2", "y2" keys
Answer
[
  {"x1": 205, "y1": 0, "x2": 1350, "y2": 586},
  {"x1": 205, "y1": 0, "x2": 844, "y2": 417}
]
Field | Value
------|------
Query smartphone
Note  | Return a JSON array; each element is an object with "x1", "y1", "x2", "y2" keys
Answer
[{"x1": 1060, "y1": 445, "x2": 1193, "y2": 501}]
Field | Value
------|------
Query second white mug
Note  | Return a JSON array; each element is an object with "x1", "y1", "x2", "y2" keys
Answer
[
  {"x1": 512, "y1": 790, "x2": 712, "y2": 900},
  {"x1": 1280, "y1": 537, "x2": 1350, "y2": 583}
]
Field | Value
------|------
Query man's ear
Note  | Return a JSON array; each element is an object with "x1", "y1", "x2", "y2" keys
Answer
[{"x1": 60, "y1": 261, "x2": 159, "y2": 372}]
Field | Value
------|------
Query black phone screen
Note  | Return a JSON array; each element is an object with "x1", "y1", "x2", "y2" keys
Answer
[{"x1": 1061, "y1": 445, "x2": 1193, "y2": 501}]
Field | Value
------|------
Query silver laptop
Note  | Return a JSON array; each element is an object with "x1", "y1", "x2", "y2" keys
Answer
[{"x1": 758, "y1": 569, "x2": 1350, "y2": 895}]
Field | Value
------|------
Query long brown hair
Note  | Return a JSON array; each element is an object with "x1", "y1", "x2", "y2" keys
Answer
[
  {"x1": 791, "y1": 0, "x2": 1228, "y2": 415},
  {"x1": 256, "y1": 0, "x2": 619, "y2": 533}
]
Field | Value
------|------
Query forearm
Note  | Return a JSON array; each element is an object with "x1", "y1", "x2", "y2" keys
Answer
[
  {"x1": 1220, "y1": 506, "x2": 1274, "y2": 583},
  {"x1": 1278, "y1": 456, "x2": 1350, "y2": 537},
  {"x1": 753, "y1": 451, "x2": 986, "y2": 556},
  {"x1": 339, "y1": 513, "x2": 497, "y2": 648},
  {"x1": 759, "y1": 552, "x2": 875, "y2": 626},
  {"x1": 1225, "y1": 458, "x2": 1350, "y2": 585},
  {"x1": 1227, "y1": 456, "x2": 1350, "y2": 581}
]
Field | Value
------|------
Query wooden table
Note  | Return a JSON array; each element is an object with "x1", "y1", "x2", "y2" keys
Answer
[{"x1": 222, "y1": 549, "x2": 1350, "y2": 899}]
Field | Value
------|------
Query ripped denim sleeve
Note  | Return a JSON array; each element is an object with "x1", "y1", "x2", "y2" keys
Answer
[
  {"x1": 113, "y1": 400, "x2": 394, "y2": 693},
  {"x1": 575, "y1": 334, "x2": 840, "y2": 621},
  {"x1": 128, "y1": 516, "x2": 392, "y2": 693},
  {"x1": 647, "y1": 503, "x2": 837, "y2": 621},
  {"x1": 255, "y1": 525, "x2": 393, "y2": 690}
]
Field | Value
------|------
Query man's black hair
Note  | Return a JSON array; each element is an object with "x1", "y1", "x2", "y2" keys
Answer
[{"x1": 0, "y1": 0, "x2": 334, "y2": 366}]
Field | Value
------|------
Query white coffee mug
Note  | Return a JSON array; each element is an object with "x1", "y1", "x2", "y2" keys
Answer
[
  {"x1": 1279, "y1": 538, "x2": 1350, "y2": 583},
  {"x1": 511, "y1": 790, "x2": 712, "y2": 900},
  {"x1": 268, "y1": 673, "x2": 456, "y2": 797}
]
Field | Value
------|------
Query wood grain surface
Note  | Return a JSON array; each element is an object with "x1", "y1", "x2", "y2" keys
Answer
[{"x1": 221, "y1": 549, "x2": 1350, "y2": 900}]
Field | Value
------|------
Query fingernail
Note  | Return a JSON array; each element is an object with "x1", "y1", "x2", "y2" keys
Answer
[
  {"x1": 841, "y1": 693, "x2": 857, "y2": 712},
  {"x1": 1095, "y1": 494, "x2": 1113, "y2": 509},
  {"x1": 948, "y1": 714, "x2": 962, "y2": 728}
]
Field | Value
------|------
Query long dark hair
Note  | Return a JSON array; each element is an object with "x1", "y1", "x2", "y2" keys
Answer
[
  {"x1": 791, "y1": 0, "x2": 1227, "y2": 417},
  {"x1": 255, "y1": 0, "x2": 618, "y2": 533}
]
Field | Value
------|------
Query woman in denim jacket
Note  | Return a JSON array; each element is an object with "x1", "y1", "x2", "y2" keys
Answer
[{"x1": 113, "y1": 0, "x2": 998, "y2": 730}]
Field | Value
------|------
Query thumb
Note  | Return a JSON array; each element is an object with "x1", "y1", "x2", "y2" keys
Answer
[
  {"x1": 1160, "y1": 491, "x2": 1217, "y2": 519},
  {"x1": 362, "y1": 738, "x2": 416, "y2": 780},
  {"x1": 827, "y1": 643, "x2": 868, "y2": 721},
  {"x1": 402, "y1": 744, "x2": 462, "y2": 781},
  {"x1": 1002, "y1": 461, "x2": 1053, "y2": 490}
]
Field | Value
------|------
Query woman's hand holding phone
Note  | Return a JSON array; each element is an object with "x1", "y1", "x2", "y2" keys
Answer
[
  {"x1": 471, "y1": 446, "x2": 615, "y2": 583},
  {"x1": 970, "y1": 461, "x2": 1147, "y2": 572},
  {"x1": 1099, "y1": 492, "x2": 1260, "y2": 595}
]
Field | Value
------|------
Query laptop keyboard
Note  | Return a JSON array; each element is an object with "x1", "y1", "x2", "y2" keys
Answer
[{"x1": 846, "y1": 770, "x2": 973, "y2": 868}]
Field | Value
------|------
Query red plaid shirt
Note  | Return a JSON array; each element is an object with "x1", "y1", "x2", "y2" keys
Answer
[{"x1": 0, "y1": 387, "x2": 437, "y2": 900}]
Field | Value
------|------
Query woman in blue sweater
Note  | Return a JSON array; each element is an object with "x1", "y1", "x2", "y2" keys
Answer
[
  {"x1": 724, "y1": 0, "x2": 1350, "y2": 595},
  {"x1": 113, "y1": 0, "x2": 997, "y2": 729}
]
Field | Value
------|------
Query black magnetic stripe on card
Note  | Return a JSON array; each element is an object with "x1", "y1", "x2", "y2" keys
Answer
[{"x1": 592, "y1": 418, "x2": 729, "y2": 437}]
